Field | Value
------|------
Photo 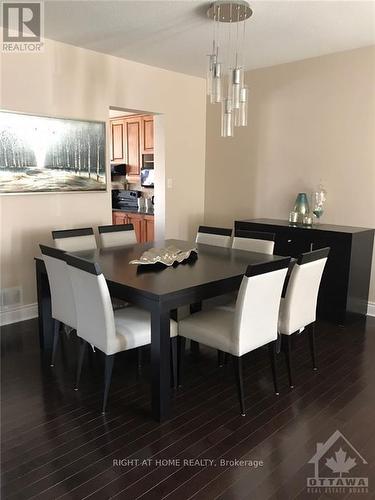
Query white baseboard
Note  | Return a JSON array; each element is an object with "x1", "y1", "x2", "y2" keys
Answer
[
  {"x1": 368, "y1": 302, "x2": 375, "y2": 317},
  {"x1": 0, "y1": 303, "x2": 38, "y2": 327}
]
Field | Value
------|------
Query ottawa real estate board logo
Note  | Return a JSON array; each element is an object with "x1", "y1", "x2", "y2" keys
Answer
[
  {"x1": 307, "y1": 430, "x2": 368, "y2": 495},
  {"x1": 1, "y1": 1, "x2": 44, "y2": 52}
]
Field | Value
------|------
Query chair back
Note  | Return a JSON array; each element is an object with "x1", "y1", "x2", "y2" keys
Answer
[
  {"x1": 40, "y1": 245, "x2": 76, "y2": 329},
  {"x1": 52, "y1": 227, "x2": 97, "y2": 252},
  {"x1": 233, "y1": 258, "x2": 290, "y2": 356},
  {"x1": 280, "y1": 248, "x2": 330, "y2": 334},
  {"x1": 195, "y1": 226, "x2": 232, "y2": 248},
  {"x1": 66, "y1": 254, "x2": 116, "y2": 354},
  {"x1": 98, "y1": 223, "x2": 137, "y2": 248},
  {"x1": 232, "y1": 230, "x2": 275, "y2": 255}
]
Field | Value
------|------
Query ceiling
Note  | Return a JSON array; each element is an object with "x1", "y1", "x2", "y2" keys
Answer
[
  {"x1": 109, "y1": 109, "x2": 136, "y2": 117},
  {"x1": 41, "y1": 1, "x2": 375, "y2": 77}
]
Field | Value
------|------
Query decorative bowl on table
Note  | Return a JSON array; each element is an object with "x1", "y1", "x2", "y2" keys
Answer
[{"x1": 130, "y1": 245, "x2": 197, "y2": 266}]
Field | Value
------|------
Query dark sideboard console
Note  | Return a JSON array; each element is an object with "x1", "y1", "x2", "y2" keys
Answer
[{"x1": 235, "y1": 218, "x2": 374, "y2": 324}]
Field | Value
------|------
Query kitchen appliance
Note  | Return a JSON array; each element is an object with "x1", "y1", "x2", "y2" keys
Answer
[
  {"x1": 141, "y1": 168, "x2": 154, "y2": 187},
  {"x1": 145, "y1": 198, "x2": 153, "y2": 213},
  {"x1": 137, "y1": 197, "x2": 145, "y2": 211},
  {"x1": 112, "y1": 190, "x2": 140, "y2": 211},
  {"x1": 111, "y1": 163, "x2": 126, "y2": 177}
]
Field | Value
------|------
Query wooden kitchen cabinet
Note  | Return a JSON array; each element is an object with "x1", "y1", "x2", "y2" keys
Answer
[
  {"x1": 112, "y1": 211, "x2": 127, "y2": 225},
  {"x1": 144, "y1": 215, "x2": 155, "y2": 242},
  {"x1": 112, "y1": 211, "x2": 154, "y2": 243},
  {"x1": 110, "y1": 115, "x2": 153, "y2": 181},
  {"x1": 110, "y1": 119, "x2": 125, "y2": 162},
  {"x1": 141, "y1": 116, "x2": 154, "y2": 153},
  {"x1": 125, "y1": 117, "x2": 141, "y2": 177},
  {"x1": 127, "y1": 213, "x2": 143, "y2": 243}
]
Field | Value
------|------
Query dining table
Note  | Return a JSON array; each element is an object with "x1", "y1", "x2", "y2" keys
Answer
[{"x1": 35, "y1": 238, "x2": 288, "y2": 422}]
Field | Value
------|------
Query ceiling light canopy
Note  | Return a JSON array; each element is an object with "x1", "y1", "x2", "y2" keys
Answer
[{"x1": 206, "y1": 0, "x2": 253, "y2": 137}]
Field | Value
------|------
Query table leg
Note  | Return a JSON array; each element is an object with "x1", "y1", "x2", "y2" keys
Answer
[
  {"x1": 190, "y1": 302, "x2": 202, "y2": 355},
  {"x1": 35, "y1": 260, "x2": 54, "y2": 351},
  {"x1": 151, "y1": 307, "x2": 171, "y2": 422}
]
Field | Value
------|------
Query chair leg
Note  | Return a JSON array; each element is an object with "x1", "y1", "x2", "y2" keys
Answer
[
  {"x1": 50, "y1": 319, "x2": 61, "y2": 367},
  {"x1": 217, "y1": 350, "x2": 224, "y2": 368},
  {"x1": 178, "y1": 336, "x2": 186, "y2": 388},
  {"x1": 170, "y1": 338, "x2": 178, "y2": 389},
  {"x1": 275, "y1": 332, "x2": 282, "y2": 354},
  {"x1": 268, "y1": 341, "x2": 279, "y2": 395},
  {"x1": 102, "y1": 354, "x2": 115, "y2": 414},
  {"x1": 74, "y1": 340, "x2": 87, "y2": 391},
  {"x1": 232, "y1": 356, "x2": 246, "y2": 416},
  {"x1": 309, "y1": 323, "x2": 318, "y2": 371},
  {"x1": 284, "y1": 335, "x2": 294, "y2": 389},
  {"x1": 189, "y1": 303, "x2": 202, "y2": 356},
  {"x1": 87, "y1": 342, "x2": 96, "y2": 369}
]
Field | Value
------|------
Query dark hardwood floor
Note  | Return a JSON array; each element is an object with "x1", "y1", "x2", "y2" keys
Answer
[{"x1": 1, "y1": 317, "x2": 375, "y2": 499}]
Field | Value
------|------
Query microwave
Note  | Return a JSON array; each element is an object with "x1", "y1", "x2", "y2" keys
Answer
[{"x1": 141, "y1": 168, "x2": 154, "y2": 187}]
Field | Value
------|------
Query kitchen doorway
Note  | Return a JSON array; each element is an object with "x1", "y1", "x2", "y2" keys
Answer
[{"x1": 108, "y1": 107, "x2": 165, "y2": 242}]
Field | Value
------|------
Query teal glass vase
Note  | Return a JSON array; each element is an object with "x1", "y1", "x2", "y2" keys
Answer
[{"x1": 294, "y1": 193, "x2": 310, "y2": 221}]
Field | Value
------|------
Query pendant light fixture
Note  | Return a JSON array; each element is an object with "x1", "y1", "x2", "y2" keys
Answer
[{"x1": 206, "y1": 0, "x2": 253, "y2": 137}]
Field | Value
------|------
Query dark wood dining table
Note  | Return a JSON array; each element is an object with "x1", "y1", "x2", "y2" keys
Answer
[{"x1": 35, "y1": 238, "x2": 287, "y2": 422}]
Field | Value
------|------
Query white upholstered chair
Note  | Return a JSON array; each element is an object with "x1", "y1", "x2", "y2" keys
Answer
[
  {"x1": 232, "y1": 230, "x2": 275, "y2": 255},
  {"x1": 53, "y1": 226, "x2": 128, "y2": 310},
  {"x1": 190, "y1": 225, "x2": 233, "y2": 346},
  {"x1": 195, "y1": 226, "x2": 232, "y2": 248},
  {"x1": 178, "y1": 257, "x2": 290, "y2": 416},
  {"x1": 98, "y1": 223, "x2": 137, "y2": 248},
  {"x1": 177, "y1": 225, "x2": 232, "y2": 328},
  {"x1": 40, "y1": 245, "x2": 76, "y2": 367},
  {"x1": 278, "y1": 247, "x2": 330, "y2": 388},
  {"x1": 52, "y1": 227, "x2": 97, "y2": 252},
  {"x1": 216, "y1": 230, "x2": 277, "y2": 317},
  {"x1": 66, "y1": 253, "x2": 178, "y2": 413}
]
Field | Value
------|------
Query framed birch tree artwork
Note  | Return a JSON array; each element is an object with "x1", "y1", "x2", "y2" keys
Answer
[{"x1": 0, "y1": 111, "x2": 106, "y2": 193}]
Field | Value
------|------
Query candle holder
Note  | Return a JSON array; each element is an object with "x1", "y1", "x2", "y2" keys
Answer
[{"x1": 311, "y1": 184, "x2": 327, "y2": 224}]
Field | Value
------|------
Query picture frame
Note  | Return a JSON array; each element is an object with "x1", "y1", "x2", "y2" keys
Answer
[{"x1": 0, "y1": 110, "x2": 107, "y2": 194}]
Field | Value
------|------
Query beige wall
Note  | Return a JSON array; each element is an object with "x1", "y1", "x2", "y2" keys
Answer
[
  {"x1": 0, "y1": 37, "x2": 206, "y2": 307},
  {"x1": 205, "y1": 46, "x2": 375, "y2": 302},
  {"x1": 1, "y1": 40, "x2": 374, "y2": 313}
]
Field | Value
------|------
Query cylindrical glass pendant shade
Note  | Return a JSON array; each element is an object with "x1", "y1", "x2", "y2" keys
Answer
[
  {"x1": 231, "y1": 68, "x2": 242, "y2": 109},
  {"x1": 211, "y1": 62, "x2": 222, "y2": 103},
  {"x1": 206, "y1": 54, "x2": 217, "y2": 96},
  {"x1": 206, "y1": 2, "x2": 252, "y2": 136},
  {"x1": 221, "y1": 98, "x2": 234, "y2": 137},
  {"x1": 235, "y1": 86, "x2": 249, "y2": 127}
]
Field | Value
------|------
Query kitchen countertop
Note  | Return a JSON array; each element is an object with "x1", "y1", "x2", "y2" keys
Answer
[{"x1": 112, "y1": 208, "x2": 154, "y2": 216}]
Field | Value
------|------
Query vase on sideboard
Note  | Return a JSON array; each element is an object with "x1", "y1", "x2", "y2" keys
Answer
[{"x1": 293, "y1": 193, "x2": 310, "y2": 223}]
